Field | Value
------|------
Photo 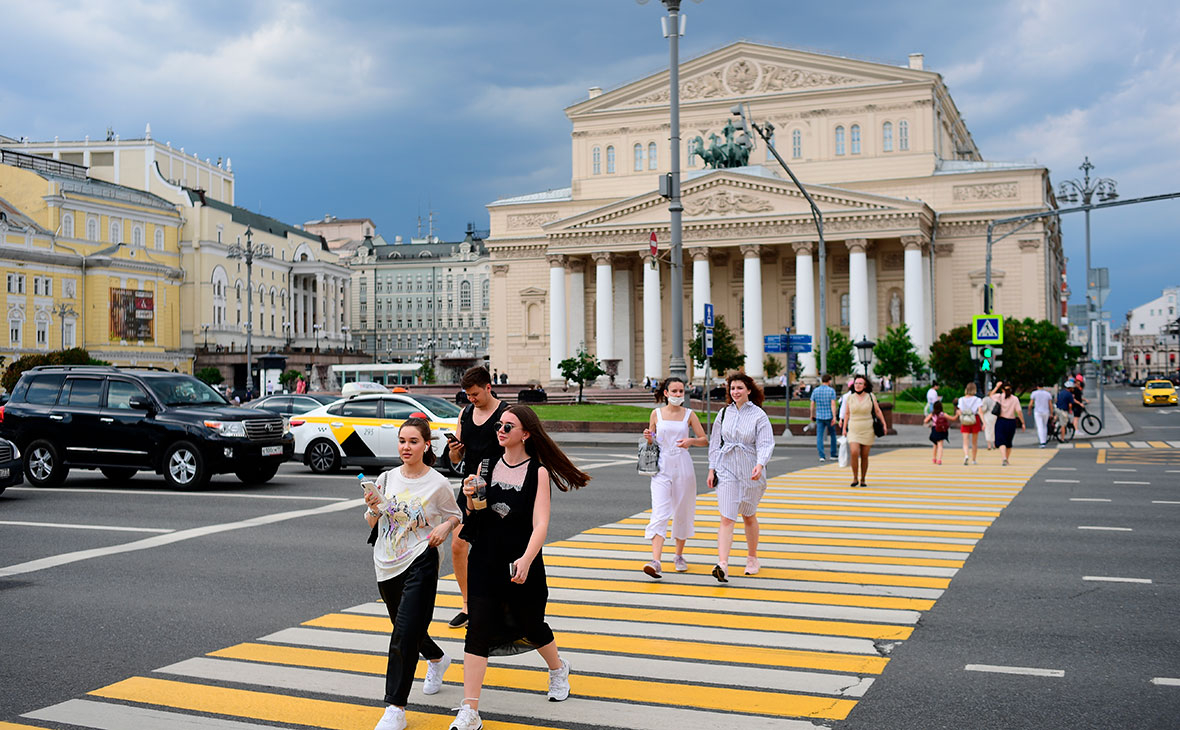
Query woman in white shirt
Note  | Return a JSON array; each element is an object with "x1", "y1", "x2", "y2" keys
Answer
[
  {"x1": 954, "y1": 383, "x2": 984, "y2": 465},
  {"x1": 363, "y1": 417, "x2": 463, "y2": 730}
]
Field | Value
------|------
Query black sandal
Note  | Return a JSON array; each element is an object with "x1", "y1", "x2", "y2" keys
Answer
[
  {"x1": 858, "y1": 481, "x2": 867, "y2": 488},
  {"x1": 850, "y1": 481, "x2": 859, "y2": 487},
  {"x1": 711, "y1": 564, "x2": 728, "y2": 583}
]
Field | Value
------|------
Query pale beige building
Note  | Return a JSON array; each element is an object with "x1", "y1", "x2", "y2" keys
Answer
[{"x1": 486, "y1": 42, "x2": 1064, "y2": 384}]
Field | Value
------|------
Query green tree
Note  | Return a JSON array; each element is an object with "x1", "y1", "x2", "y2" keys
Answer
[
  {"x1": 818, "y1": 328, "x2": 854, "y2": 376},
  {"x1": 195, "y1": 367, "x2": 224, "y2": 386},
  {"x1": 278, "y1": 369, "x2": 302, "y2": 390},
  {"x1": 688, "y1": 315, "x2": 745, "y2": 375},
  {"x1": 558, "y1": 346, "x2": 605, "y2": 403},
  {"x1": 763, "y1": 354, "x2": 783, "y2": 379},
  {"x1": 417, "y1": 358, "x2": 437, "y2": 385},
  {"x1": 2, "y1": 347, "x2": 95, "y2": 392},
  {"x1": 929, "y1": 324, "x2": 976, "y2": 388},
  {"x1": 1001, "y1": 317, "x2": 1079, "y2": 393},
  {"x1": 872, "y1": 324, "x2": 924, "y2": 401}
]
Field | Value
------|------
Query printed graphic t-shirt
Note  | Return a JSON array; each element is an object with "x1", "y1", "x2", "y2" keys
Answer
[{"x1": 371, "y1": 466, "x2": 462, "y2": 582}]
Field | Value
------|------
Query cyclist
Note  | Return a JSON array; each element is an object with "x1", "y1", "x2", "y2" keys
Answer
[{"x1": 1055, "y1": 382, "x2": 1075, "y2": 442}]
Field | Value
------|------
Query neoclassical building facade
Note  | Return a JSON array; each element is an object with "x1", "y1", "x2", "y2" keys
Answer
[{"x1": 493, "y1": 42, "x2": 1063, "y2": 384}]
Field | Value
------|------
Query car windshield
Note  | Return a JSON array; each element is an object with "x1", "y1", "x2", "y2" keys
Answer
[
  {"x1": 410, "y1": 395, "x2": 463, "y2": 418},
  {"x1": 147, "y1": 376, "x2": 229, "y2": 406},
  {"x1": 1147, "y1": 381, "x2": 1172, "y2": 389}
]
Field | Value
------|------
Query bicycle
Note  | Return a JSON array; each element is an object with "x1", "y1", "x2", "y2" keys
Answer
[
  {"x1": 1050, "y1": 412, "x2": 1075, "y2": 443},
  {"x1": 1076, "y1": 406, "x2": 1103, "y2": 435}
]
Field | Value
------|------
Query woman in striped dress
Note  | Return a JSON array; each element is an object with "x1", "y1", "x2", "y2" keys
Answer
[{"x1": 706, "y1": 373, "x2": 775, "y2": 583}]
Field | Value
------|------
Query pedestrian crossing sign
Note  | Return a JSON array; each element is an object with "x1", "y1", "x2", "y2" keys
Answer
[{"x1": 972, "y1": 315, "x2": 1003, "y2": 345}]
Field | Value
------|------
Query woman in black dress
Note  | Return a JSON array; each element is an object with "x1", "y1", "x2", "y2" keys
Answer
[{"x1": 449, "y1": 405, "x2": 589, "y2": 730}]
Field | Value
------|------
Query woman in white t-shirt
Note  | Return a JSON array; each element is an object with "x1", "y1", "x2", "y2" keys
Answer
[
  {"x1": 954, "y1": 382, "x2": 984, "y2": 465},
  {"x1": 363, "y1": 417, "x2": 463, "y2": 730}
]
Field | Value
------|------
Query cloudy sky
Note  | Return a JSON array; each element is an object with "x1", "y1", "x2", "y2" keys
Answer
[{"x1": 1, "y1": 0, "x2": 1177, "y2": 320}]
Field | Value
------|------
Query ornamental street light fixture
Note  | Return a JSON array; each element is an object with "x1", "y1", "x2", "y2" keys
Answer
[
  {"x1": 202, "y1": 324, "x2": 210, "y2": 351},
  {"x1": 52, "y1": 302, "x2": 77, "y2": 349},
  {"x1": 282, "y1": 320, "x2": 292, "y2": 349},
  {"x1": 226, "y1": 226, "x2": 272, "y2": 394},
  {"x1": 313, "y1": 323, "x2": 322, "y2": 352},
  {"x1": 341, "y1": 325, "x2": 350, "y2": 352},
  {"x1": 854, "y1": 336, "x2": 875, "y2": 377}
]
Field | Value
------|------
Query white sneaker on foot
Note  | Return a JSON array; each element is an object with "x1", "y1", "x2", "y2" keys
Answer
[
  {"x1": 449, "y1": 702, "x2": 482, "y2": 730},
  {"x1": 642, "y1": 560, "x2": 662, "y2": 579},
  {"x1": 375, "y1": 705, "x2": 407, "y2": 730},
  {"x1": 423, "y1": 653, "x2": 451, "y2": 695},
  {"x1": 547, "y1": 659, "x2": 571, "y2": 701},
  {"x1": 673, "y1": 555, "x2": 689, "y2": 572}
]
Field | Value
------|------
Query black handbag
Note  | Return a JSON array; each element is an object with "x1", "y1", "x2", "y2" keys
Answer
[
  {"x1": 992, "y1": 401, "x2": 1002, "y2": 417},
  {"x1": 870, "y1": 395, "x2": 885, "y2": 438}
]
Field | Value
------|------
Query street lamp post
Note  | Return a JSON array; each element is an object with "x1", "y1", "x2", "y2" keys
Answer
[
  {"x1": 52, "y1": 303, "x2": 77, "y2": 349},
  {"x1": 854, "y1": 336, "x2": 875, "y2": 378},
  {"x1": 313, "y1": 323, "x2": 322, "y2": 352},
  {"x1": 282, "y1": 320, "x2": 292, "y2": 350},
  {"x1": 226, "y1": 227, "x2": 272, "y2": 395},
  {"x1": 1058, "y1": 157, "x2": 1118, "y2": 425},
  {"x1": 202, "y1": 324, "x2": 210, "y2": 351}
]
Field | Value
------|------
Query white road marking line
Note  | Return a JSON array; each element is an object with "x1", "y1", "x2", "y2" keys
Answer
[
  {"x1": 1167, "y1": 470, "x2": 1180, "y2": 474},
  {"x1": 7, "y1": 486, "x2": 347, "y2": 501},
  {"x1": 1045, "y1": 479, "x2": 1080, "y2": 483},
  {"x1": 1151, "y1": 500, "x2": 1180, "y2": 505},
  {"x1": 0, "y1": 520, "x2": 173, "y2": 534},
  {"x1": 1150, "y1": 677, "x2": 1180, "y2": 686},
  {"x1": 1077, "y1": 525, "x2": 1132, "y2": 531},
  {"x1": 25, "y1": 698, "x2": 277, "y2": 729},
  {"x1": 1129, "y1": 441, "x2": 1151, "y2": 448},
  {"x1": 1113, "y1": 480, "x2": 1151, "y2": 485},
  {"x1": 0, "y1": 499, "x2": 362, "y2": 579},
  {"x1": 1069, "y1": 498, "x2": 1111, "y2": 502},
  {"x1": 964, "y1": 664, "x2": 1064, "y2": 677},
  {"x1": 1047, "y1": 467, "x2": 1077, "y2": 471},
  {"x1": 580, "y1": 459, "x2": 640, "y2": 470},
  {"x1": 1083, "y1": 575, "x2": 1152, "y2": 584},
  {"x1": 1106, "y1": 468, "x2": 1138, "y2": 472}
]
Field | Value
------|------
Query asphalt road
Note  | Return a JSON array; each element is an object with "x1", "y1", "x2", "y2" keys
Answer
[
  {"x1": 0, "y1": 442, "x2": 804, "y2": 720},
  {"x1": 837, "y1": 386, "x2": 1180, "y2": 730}
]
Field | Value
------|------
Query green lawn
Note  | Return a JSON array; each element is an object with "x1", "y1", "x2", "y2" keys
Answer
[
  {"x1": 528, "y1": 403, "x2": 799, "y2": 425},
  {"x1": 766, "y1": 394, "x2": 1031, "y2": 415}
]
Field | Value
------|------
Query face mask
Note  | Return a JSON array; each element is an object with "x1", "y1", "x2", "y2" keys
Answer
[{"x1": 667, "y1": 395, "x2": 685, "y2": 406}]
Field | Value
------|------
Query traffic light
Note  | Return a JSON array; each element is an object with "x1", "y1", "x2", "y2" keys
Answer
[{"x1": 979, "y1": 346, "x2": 1003, "y2": 372}]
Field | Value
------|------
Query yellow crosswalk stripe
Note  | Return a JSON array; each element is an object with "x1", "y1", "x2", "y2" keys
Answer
[
  {"x1": 638, "y1": 511, "x2": 995, "y2": 526},
  {"x1": 549, "y1": 540, "x2": 967, "y2": 567},
  {"x1": 0, "y1": 722, "x2": 50, "y2": 729},
  {"x1": 593, "y1": 524, "x2": 985, "y2": 539},
  {"x1": 1148, "y1": 441, "x2": 1170, "y2": 448},
  {"x1": 583, "y1": 527, "x2": 976, "y2": 552},
  {"x1": 1110, "y1": 441, "x2": 1130, "y2": 448}
]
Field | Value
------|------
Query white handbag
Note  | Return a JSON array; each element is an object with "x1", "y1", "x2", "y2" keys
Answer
[{"x1": 837, "y1": 436, "x2": 850, "y2": 468}]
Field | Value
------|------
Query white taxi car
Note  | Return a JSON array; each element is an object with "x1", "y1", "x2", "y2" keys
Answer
[{"x1": 291, "y1": 392, "x2": 461, "y2": 474}]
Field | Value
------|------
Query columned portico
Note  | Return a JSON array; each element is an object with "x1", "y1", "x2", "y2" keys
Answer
[
  {"x1": 567, "y1": 258, "x2": 586, "y2": 352},
  {"x1": 593, "y1": 252, "x2": 613, "y2": 361},
  {"x1": 548, "y1": 255, "x2": 567, "y2": 382},
  {"x1": 612, "y1": 258, "x2": 633, "y2": 384},
  {"x1": 902, "y1": 236, "x2": 928, "y2": 356},
  {"x1": 793, "y1": 241, "x2": 817, "y2": 377},
  {"x1": 642, "y1": 253, "x2": 661, "y2": 381},
  {"x1": 847, "y1": 238, "x2": 870, "y2": 342},
  {"x1": 741, "y1": 244, "x2": 764, "y2": 379},
  {"x1": 690, "y1": 247, "x2": 710, "y2": 325}
]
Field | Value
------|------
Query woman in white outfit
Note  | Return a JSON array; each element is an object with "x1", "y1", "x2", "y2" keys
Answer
[
  {"x1": 706, "y1": 373, "x2": 774, "y2": 583},
  {"x1": 642, "y1": 377, "x2": 707, "y2": 579},
  {"x1": 980, "y1": 389, "x2": 999, "y2": 450}
]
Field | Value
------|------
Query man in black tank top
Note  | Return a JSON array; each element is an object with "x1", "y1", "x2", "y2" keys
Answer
[{"x1": 445, "y1": 366, "x2": 508, "y2": 629}]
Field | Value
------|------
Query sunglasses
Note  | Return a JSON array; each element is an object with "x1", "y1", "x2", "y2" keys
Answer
[{"x1": 493, "y1": 422, "x2": 516, "y2": 434}]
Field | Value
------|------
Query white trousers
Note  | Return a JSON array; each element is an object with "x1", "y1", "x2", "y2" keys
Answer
[
  {"x1": 646, "y1": 472, "x2": 696, "y2": 541},
  {"x1": 1034, "y1": 411, "x2": 1050, "y2": 444}
]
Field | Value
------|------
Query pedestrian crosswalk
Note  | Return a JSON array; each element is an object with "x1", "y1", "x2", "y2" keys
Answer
[
  {"x1": 1058, "y1": 440, "x2": 1180, "y2": 449},
  {"x1": 13, "y1": 448, "x2": 1054, "y2": 730}
]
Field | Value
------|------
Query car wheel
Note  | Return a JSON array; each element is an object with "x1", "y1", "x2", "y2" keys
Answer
[
  {"x1": 163, "y1": 441, "x2": 210, "y2": 491},
  {"x1": 306, "y1": 439, "x2": 340, "y2": 473},
  {"x1": 235, "y1": 462, "x2": 281, "y2": 484},
  {"x1": 25, "y1": 439, "x2": 69, "y2": 487},
  {"x1": 100, "y1": 467, "x2": 137, "y2": 482}
]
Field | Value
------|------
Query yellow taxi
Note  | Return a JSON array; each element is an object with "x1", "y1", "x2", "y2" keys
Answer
[
  {"x1": 291, "y1": 392, "x2": 460, "y2": 473},
  {"x1": 1142, "y1": 379, "x2": 1178, "y2": 407}
]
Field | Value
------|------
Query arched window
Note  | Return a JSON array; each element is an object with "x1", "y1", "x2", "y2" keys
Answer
[
  {"x1": 899, "y1": 120, "x2": 909, "y2": 151},
  {"x1": 592, "y1": 146, "x2": 601, "y2": 175},
  {"x1": 109, "y1": 219, "x2": 122, "y2": 243},
  {"x1": 131, "y1": 225, "x2": 143, "y2": 247},
  {"x1": 460, "y1": 280, "x2": 472, "y2": 310},
  {"x1": 840, "y1": 293, "x2": 850, "y2": 326},
  {"x1": 850, "y1": 124, "x2": 861, "y2": 155},
  {"x1": 834, "y1": 126, "x2": 845, "y2": 156},
  {"x1": 606, "y1": 146, "x2": 615, "y2": 174},
  {"x1": 633, "y1": 143, "x2": 643, "y2": 172},
  {"x1": 686, "y1": 137, "x2": 698, "y2": 167},
  {"x1": 86, "y1": 217, "x2": 98, "y2": 241},
  {"x1": 154, "y1": 228, "x2": 164, "y2": 250},
  {"x1": 481, "y1": 279, "x2": 489, "y2": 309},
  {"x1": 882, "y1": 122, "x2": 893, "y2": 152},
  {"x1": 648, "y1": 142, "x2": 658, "y2": 169},
  {"x1": 61, "y1": 213, "x2": 74, "y2": 238},
  {"x1": 791, "y1": 129, "x2": 802, "y2": 159}
]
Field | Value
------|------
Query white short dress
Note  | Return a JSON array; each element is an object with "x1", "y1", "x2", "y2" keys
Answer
[{"x1": 645, "y1": 408, "x2": 697, "y2": 541}]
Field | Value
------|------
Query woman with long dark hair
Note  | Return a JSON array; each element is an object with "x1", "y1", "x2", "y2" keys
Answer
[
  {"x1": 450, "y1": 405, "x2": 590, "y2": 730},
  {"x1": 640, "y1": 377, "x2": 707, "y2": 578},
  {"x1": 839, "y1": 375, "x2": 886, "y2": 487},
  {"x1": 362, "y1": 418, "x2": 462, "y2": 730},
  {"x1": 706, "y1": 373, "x2": 774, "y2": 583},
  {"x1": 989, "y1": 380, "x2": 1025, "y2": 466}
]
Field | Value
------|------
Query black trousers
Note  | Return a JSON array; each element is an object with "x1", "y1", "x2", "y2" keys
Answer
[{"x1": 376, "y1": 546, "x2": 445, "y2": 706}]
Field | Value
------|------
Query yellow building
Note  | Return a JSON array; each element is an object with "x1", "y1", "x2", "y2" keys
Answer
[{"x1": 0, "y1": 149, "x2": 185, "y2": 370}]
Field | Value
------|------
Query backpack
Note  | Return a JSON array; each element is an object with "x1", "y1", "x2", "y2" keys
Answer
[{"x1": 934, "y1": 412, "x2": 949, "y2": 432}]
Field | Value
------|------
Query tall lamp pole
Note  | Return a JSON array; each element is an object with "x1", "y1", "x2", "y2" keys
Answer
[
  {"x1": 1058, "y1": 157, "x2": 1117, "y2": 425},
  {"x1": 226, "y1": 226, "x2": 272, "y2": 394}
]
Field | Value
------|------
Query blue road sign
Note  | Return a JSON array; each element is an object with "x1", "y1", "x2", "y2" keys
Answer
[
  {"x1": 787, "y1": 334, "x2": 812, "y2": 344},
  {"x1": 787, "y1": 343, "x2": 812, "y2": 353},
  {"x1": 704, "y1": 303, "x2": 714, "y2": 328},
  {"x1": 764, "y1": 334, "x2": 786, "y2": 353},
  {"x1": 705, "y1": 328, "x2": 714, "y2": 357}
]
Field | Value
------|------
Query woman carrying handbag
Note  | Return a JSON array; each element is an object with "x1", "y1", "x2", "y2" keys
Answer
[{"x1": 839, "y1": 375, "x2": 887, "y2": 488}]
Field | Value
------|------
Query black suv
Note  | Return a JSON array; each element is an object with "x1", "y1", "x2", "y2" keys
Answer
[{"x1": 0, "y1": 366, "x2": 294, "y2": 490}]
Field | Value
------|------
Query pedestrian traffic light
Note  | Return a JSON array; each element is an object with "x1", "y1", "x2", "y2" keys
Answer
[{"x1": 979, "y1": 346, "x2": 1003, "y2": 372}]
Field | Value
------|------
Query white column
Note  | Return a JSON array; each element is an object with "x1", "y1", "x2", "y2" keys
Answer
[
  {"x1": 315, "y1": 272, "x2": 324, "y2": 335},
  {"x1": 847, "y1": 239, "x2": 870, "y2": 343},
  {"x1": 294, "y1": 277, "x2": 303, "y2": 336},
  {"x1": 568, "y1": 259, "x2": 585, "y2": 352},
  {"x1": 690, "y1": 247, "x2": 710, "y2": 325},
  {"x1": 867, "y1": 255, "x2": 879, "y2": 340},
  {"x1": 793, "y1": 241, "x2": 817, "y2": 378},
  {"x1": 594, "y1": 253, "x2": 613, "y2": 361},
  {"x1": 903, "y1": 236, "x2": 927, "y2": 356},
  {"x1": 643, "y1": 254, "x2": 662, "y2": 380},
  {"x1": 548, "y1": 255, "x2": 567, "y2": 383},
  {"x1": 612, "y1": 261, "x2": 633, "y2": 384},
  {"x1": 922, "y1": 249, "x2": 933, "y2": 353},
  {"x1": 741, "y1": 245, "x2": 764, "y2": 379}
]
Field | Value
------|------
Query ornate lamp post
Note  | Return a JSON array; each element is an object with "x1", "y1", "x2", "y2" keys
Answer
[
  {"x1": 341, "y1": 325, "x2": 350, "y2": 352},
  {"x1": 854, "y1": 336, "x2": 875, "y2": 377},
  {"x1": 313, "y1": 323, "x2": 322, "y2": 352},
  {"x1": 226, "y1": 226, "x2": 272, "y2": 394},
  {"x1": 52, "y1": 302, "x2": 77, "y2": 349},
  {"x1": 201, "y1": 324, "x2": 210, "y2": 351},
  {"x1": 282, "y1": 320, "x2": 292, "y2": 349}
]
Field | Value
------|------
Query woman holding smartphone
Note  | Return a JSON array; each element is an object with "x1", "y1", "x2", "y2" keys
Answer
[
  {"x1": 363, "y1": 418, "x2": 463, "y2": 730},
  {"x1": 450, "y1": 406, "x2": 590, "y2": 730}
]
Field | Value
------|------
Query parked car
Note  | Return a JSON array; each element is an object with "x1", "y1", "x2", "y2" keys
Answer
[
  {"x1": 0, "y1": 436, "x2": 23, "y2": 495},
  {"x1": 291, "y1": 391, "x2": 460, "y2": 474},
  {"x1": 246, "y1": 393, "x2": 338, "y2": 416},
  {"x1": 0, "y1": 366, "x2": 294, "y2": 490}
]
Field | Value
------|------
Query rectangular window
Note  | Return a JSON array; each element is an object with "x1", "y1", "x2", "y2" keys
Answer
[
  {"x1": 7, "y1": 273, "x2": 26, "y2": 294},
  {"x1": 33, "y1": 276, "x2": 52, "y2": 296},
  {"x1": 9, "y1": 320, "x2": 21, "y2": 345},
  {"x1": 63, "y1": 321, "x2": 75, "y2": 348},
  {"x1": 36, "y1": 320, "x2": 48, "y2": 347}
]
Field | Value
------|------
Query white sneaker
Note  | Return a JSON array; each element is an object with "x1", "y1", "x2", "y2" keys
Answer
[
  {"x1": 547, "y1": 659, "x2": 571, "y2": 701},
  {"x1": 673, "y1": 555, "x2": 689, "y2": 572},
  {"x1": 375, "y1": 705, "x2": 407, "y2": 730},
  {"x1": 423, "y1": 654, "x2": 451, "y2": 695},
  {"x1": 449, "y1": 702, "x2": 482, "y2": 730}
]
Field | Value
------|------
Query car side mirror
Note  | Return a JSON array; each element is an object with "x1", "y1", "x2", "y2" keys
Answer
[{"x1": 129, "y1": 395, "x2": 154, "y2": 411}]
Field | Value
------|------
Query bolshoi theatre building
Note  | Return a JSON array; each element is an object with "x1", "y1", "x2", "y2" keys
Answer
[{"x1": 485, "y1": 41, "x2": 1064, "y2": 385}]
